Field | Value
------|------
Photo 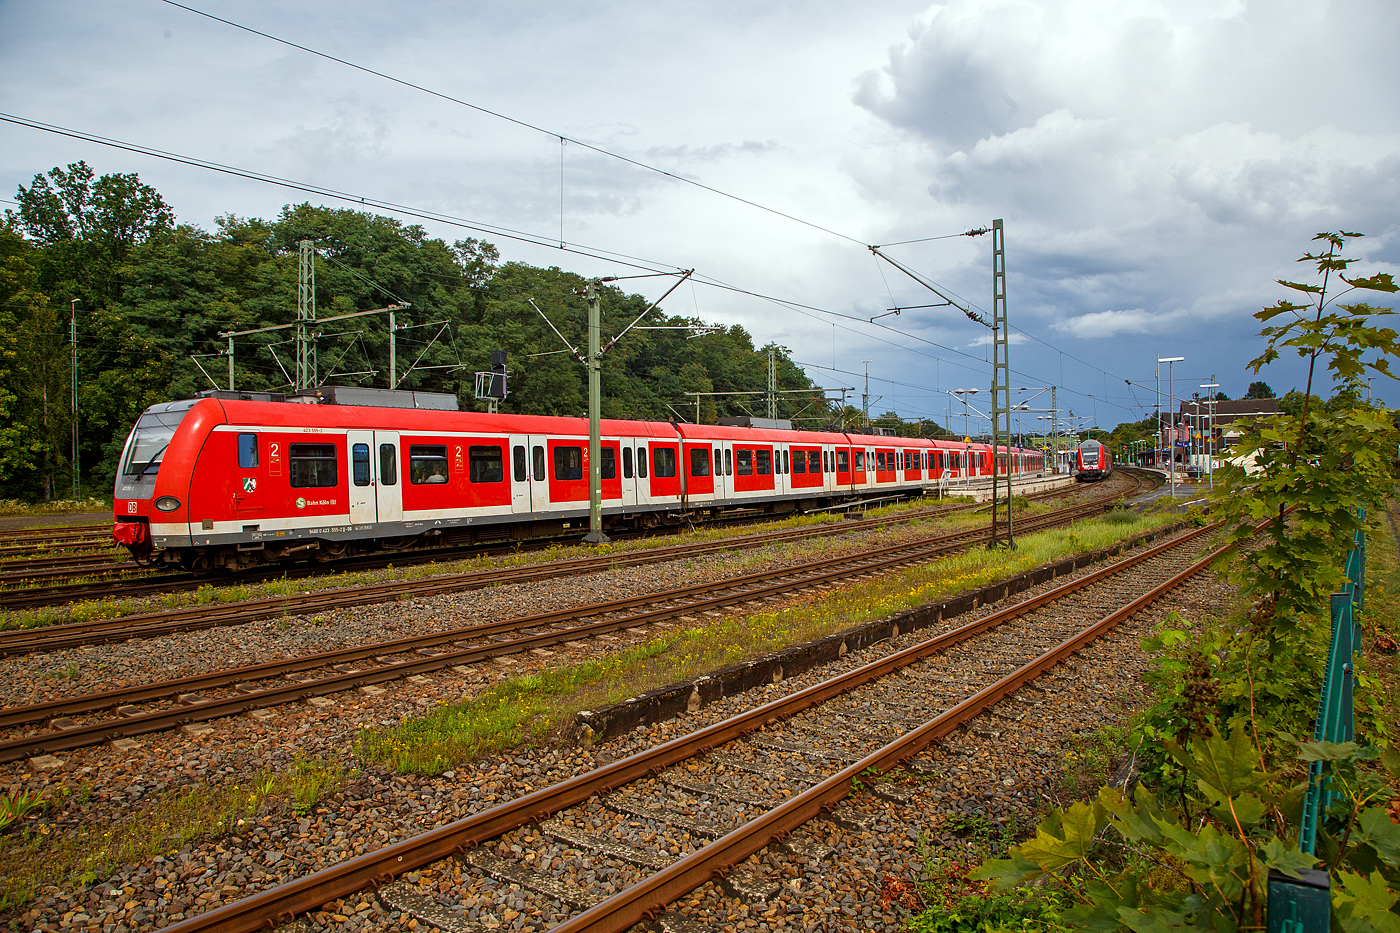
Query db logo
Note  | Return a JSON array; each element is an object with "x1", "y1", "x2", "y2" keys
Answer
[
  {"x1": 295, "y1": 497, "x2": 306, "y2": 509},
  {"x1": 127, "y1": 501, "x2": 137, "y2": 514}
]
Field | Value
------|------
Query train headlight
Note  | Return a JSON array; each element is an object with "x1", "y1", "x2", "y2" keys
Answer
[{"x1": 154, "y1": 496, "x2": 181, "y2": 512}]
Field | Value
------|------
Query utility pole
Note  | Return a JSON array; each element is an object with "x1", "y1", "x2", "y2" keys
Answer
[
  {"x1": 861, "y1": 361, "x2": 872, "y2": 430},
  {"x1": 297, "y1": 239, "x2": 317, "y2": 391},
  {"x1": 1050, "y1": 386, "x2": 1058, "y2": 473},
  {"x1": 70, "y1": 300, "x2": 78, "y2": 499},
  {"x1": 989, "y1": 218, "x2": 1013, "y2": 547},
  {"x1": 389, "y1": 309, "x2": 398, "y2": 388},
  {"x1": 583, "y1": 281, "x2": 607, "y2": 544},
  {"x1": 767, "y1": 348, "x2": 777, "y2": 420},
  {"x1": 227, "y1": 336, "x2": 234, "y2": 390}
]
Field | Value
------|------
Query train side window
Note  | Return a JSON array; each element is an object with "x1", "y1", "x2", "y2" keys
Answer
[
  {"x1": 756, "y1": 450, "x2": 771, "y2": 475},
  {"x1": 532, "y1": 445, "x2": 546, "y2": 481},
  {"x1": 724, "y1": 449, "x2": 732, "y2": 475},
  {"x1": 690, "y1": 447, "x2": 710, "y2": 477},
  {"x1": 623, "y1": 446, "x2": 634, "y2": 479},
  {"x1": 289, "y1": 443, "x2": 339, "y2": 488},
  {"x1": 653, "y1": 446, "x2": 676, "y2": 478},
  {"x1": 237, "y1": 433, "x2": 259, "y2": 468},
  {"x1": 409, "y1": 445, "x2": 450, "y2": 484},
  {"x1": 854, "y1": 450, "x2": 865, "y2": 472},
  {"x1": 601, "y1": 447, "x2": 616, "y2": 480},
  {"x1": 735, "y1": 449, "x2": 753, "y2": 475},
  {"x1": 837, "y1": 450, "x2": 849, "y2": 471},
  {"x1": 637, "y1": 446, "x2": 648, "y2": 478},
  {"x1": 469, "y1": 445, "x2": 504, "y2": 483},
  {"x1": 809, "y1": 450, "x2": 822, "y2": 474},
  {"x1": 352, "y1": 443, "x2": 372, "y2": 486},
  {"x1": 792, "y1": 450, "x2": 806, "y2": 474},
  {"x1": 513, "y1": 445, "x2": 527, "y2": 482},
  {"x1": 554, "y1": 446, "x2": 583, "y2": 481},
  {"x1": 379, "y1": 445, "x2": 398, "y2": 485}
]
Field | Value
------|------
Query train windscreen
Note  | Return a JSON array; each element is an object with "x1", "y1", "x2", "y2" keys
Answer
[{"x1": 115, "y1": 399, "x2": 199, "y2": 499}]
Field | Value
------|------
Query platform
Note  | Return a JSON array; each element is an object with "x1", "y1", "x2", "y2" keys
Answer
[{"x1": 923, "y1": 472, "x2": 1076, "y2": 503}]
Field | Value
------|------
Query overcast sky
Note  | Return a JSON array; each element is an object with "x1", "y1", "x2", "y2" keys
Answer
[{"x1": 3, "y1": 0, "x2": 1397, "y2": 432}]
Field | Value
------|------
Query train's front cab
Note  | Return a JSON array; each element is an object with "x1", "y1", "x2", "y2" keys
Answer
[{"x1": 112, "y1": 397, "x2": 225, "y2": 562}]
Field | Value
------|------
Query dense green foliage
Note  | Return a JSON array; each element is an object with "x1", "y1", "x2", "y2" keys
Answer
[{"x1": 1, "y1": 162, "x2": 839, "y2": 502}]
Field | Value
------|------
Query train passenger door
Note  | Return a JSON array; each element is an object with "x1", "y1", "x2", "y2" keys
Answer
[
  {"x1": 509, "y1": 434, "x2": 532, "y2": 513},
  {"x1": 713, "y1": 441, "x2": 731, "y2": 501},
  {"x1": 376, "y1": 432, "x2": 402, "y2": 523},
  {"x1": 619, "y1": 437, "x2": 638, "y2": 508},
  {"x1": 347, "y1": 430, "x2": 376, "y2": 524},
  {"x1": 526, "y1": 435, "x2": 550, "y2": 511}
]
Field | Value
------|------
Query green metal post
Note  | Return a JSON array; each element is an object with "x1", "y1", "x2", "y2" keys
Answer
[
  {"x1": 990, "y1": 219, "x2": 1013, "y2": 547},
  {"x1": 583, "y1": 281, "x2": 608, "y2": 544}
]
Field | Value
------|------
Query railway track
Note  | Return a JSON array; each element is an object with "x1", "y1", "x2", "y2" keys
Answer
[
  {"x1": 0, "y1": 481, "x2": 1140, "y2": 658},
  {"x1": 0, "y1": 494, "x2": 1141, "y2": 760},
  {"x1": 0, "y1": 472, "x2": 1146, "y2": 612},
  {"x1": 155, "y1": 506, "x2": 1221, "y2": 933}
]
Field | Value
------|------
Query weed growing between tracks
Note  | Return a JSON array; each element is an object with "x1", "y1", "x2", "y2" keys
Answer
[
  {"x1": 358, "y1": 511, "x2": 1180, "y2": 775},
  {"x1": 0, "y1": 755, "x2": 345, "y2": 911}
]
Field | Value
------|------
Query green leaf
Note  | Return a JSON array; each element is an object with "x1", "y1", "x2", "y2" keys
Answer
[
  {"x1": 1101, "y1": 784, "x2": 1173, "y2": 846},
  {"x1": 1352, "y1": 808, "x2": 1400, "y2": 869},
  {"x1": 1016, "y1": 799, "x2": 1106, "y2": 870},
  {"x1": 1260, "y1": 837, "x2": 1318, "y2": 879},
  {"x1": 1333, "y1": 869, "x2": 1400, "y2": 933},
  {"x1": 1277, "y1": 278, "x2": 1323, "y2": 294},
  {"x1": 1291, "y1": 738, "x2": 1362, "y2": 762},
  {"x1": 1212, "y1": 792, "x2": 1268, "y2": 829},
  {"x1": 970, "y1": 853, "x2": 1046, "y2": 890},
  {"x1": 1380, "y1": 746, "x2": 1400, "y2": 779},
  {"x1": 1176, "y1": 727, "x2": 1270, "y2": 802},
  {"x1": 1342, "y1": 272, "x2": 1399, "y2": 293}
]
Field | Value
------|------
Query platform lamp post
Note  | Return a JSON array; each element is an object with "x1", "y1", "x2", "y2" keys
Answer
[{"x1": 1159, "y1": 357, "x2": 1184, "y2": 499}]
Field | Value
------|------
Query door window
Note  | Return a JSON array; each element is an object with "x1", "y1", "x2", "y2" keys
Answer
[
  {"x1": 352, "y1": 443, "x2": 371, "y2": 486},
  {"x1": 237, "y1": 433, "x2": 259, "y2": 468},
  {"x1": 636, "y1": 446, "x2": 648, "y2": 478},
  {"x1": 782, "y1": 450, "x2": 789, "y2": 473},
  {"x1": 379, "y1": 444, "x2": 398, "y2": 485},
  {"x1": 532, "y1": 445, "x2": 545, "y2": 481},
  {"x1": 623, "y1": 446, "x2": 634, "y2": 479},
  {"x1": 724, "y1": 449, "x2": 732, "y2": 475},
  {"x1": 513, "y1": 445, "x2": 527, "y2": 482}
]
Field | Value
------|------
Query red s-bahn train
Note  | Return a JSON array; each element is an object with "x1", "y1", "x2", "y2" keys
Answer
[
  {"x1": 1072, "y1": 438, "x2": 1113, "y2": 482},
  {"x1": 112, "y1": 388, "x2": 1047, "y2": 572}
]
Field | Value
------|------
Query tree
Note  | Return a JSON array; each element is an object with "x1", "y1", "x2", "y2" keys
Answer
[
  {"x1": 1244, "y1": 380, "x2": 1274, "y2": 399},
  {"x1": 1211, "y1": 231, "x2": 1398, "y2": 626}
]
